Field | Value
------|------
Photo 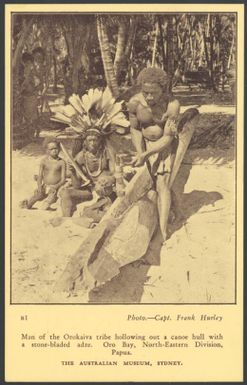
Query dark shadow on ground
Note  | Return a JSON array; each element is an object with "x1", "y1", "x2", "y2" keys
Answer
[
  {"x1": 15, "y1": 138, "x2": 230, "y2": 304},
  {"x1": 184, "y1": 148, "x2": 235, "y2": 165},
  {"x1": 88, "y1": 163, "x2": 223, "y2": 303},
  {"x1": 88, "y1": 189, "x2": 223, "y2": 303}
]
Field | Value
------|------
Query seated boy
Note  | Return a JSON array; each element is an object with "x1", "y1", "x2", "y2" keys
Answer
[
  {"x1": 20, "y1": 138, "x2": 66, "y2": 210},
  {"x1": 51, "y1": 172, "x2": 117, "y2": 228},
  {"x1": 81, "y1": 174, "x2": 117, "y2": 227}
]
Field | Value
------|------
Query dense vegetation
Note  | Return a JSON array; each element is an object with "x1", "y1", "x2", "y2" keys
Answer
[{"x1": 12, "y1": 13, "x2": 236, "y2": 139}]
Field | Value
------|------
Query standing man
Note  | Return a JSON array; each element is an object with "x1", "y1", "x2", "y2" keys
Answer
[{"x1": 128, "y1": 67, "x2": 181, "y2": 244}]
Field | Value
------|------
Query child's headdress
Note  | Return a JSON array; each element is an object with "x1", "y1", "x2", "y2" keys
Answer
[{"x1": 51, "y1": 88, "x2": 129, "y2": 138}]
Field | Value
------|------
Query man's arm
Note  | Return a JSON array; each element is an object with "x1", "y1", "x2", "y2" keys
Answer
[
  {"x1": 131, "y1": 127, "x2": 145, "y2": 155},
  {"x1": 162, "y1": 98, "x2": 180, "y2": 121},
  {"x1": 142, "y1": 99, "x2": 180, "y2": 159},
  {"x1": 128, "y1": 97, "x2": 145, "y2": 155},
  {"x1": 70, "y1": 151, "x2": 86, "y2": 188},
  {"x1": 143, "y1": 134, "x2": 174, "y2": 159},
  {"x1": 133, "y1": 133, "x2": 174, "y2": 167},
  {"x1": 134, "y1": 117, "x2": 179, "y2": 168}
]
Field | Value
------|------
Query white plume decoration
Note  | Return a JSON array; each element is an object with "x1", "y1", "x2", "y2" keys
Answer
[{"x1": 51, "y1": 88, "x2": 129, "y2": 137}]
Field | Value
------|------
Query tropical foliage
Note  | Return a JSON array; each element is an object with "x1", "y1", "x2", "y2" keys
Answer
[{"x1": 12, "y1": 12, "x2": 236, "y2": 133}]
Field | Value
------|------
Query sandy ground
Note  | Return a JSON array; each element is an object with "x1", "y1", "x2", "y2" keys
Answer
[{"x1": 10, "y1": 136, "x2": 235, "y2": 304}]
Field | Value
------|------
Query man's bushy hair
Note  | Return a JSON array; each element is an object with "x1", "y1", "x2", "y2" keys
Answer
[{"x1": 137, "y1": 67, "x2": 169, "y2": 90}]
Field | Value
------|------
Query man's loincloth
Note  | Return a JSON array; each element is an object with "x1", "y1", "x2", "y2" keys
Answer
[
  {"x1": 145, "y1": 137, "x2": 178, "y2": 177},
  {"x1": 38, "y1": 184, "x2": 59, "y2": 203}
]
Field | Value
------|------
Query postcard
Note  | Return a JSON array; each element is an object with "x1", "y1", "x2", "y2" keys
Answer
[{"x1": 5, "y1": 3, "x2": 244, "y2": 382}]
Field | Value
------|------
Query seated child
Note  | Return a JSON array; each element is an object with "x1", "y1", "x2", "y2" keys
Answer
[
  {"x1": 20, "y1": 138, "x2": 66, "y2": 210},
  {"x1": 81, "y1": 174, "x2": 116, "y2": 226}
]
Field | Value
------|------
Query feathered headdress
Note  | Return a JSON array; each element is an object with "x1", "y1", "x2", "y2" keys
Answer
[{"x1": 51, "y1": 88, "x2": 130, "y2": 137}]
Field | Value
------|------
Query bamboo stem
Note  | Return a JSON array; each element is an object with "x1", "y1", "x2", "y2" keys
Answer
[
  {"x1": 227, "y1": 24, "x2": 235, "y2": 70},
  {"x1": 158, "y1": 16, "x2": 166, "y2": 70},
  {"x1": 151, "y1": 22, "x2": 159, "y2": 67}
]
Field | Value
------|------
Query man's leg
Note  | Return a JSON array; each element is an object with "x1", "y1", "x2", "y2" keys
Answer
[
  {"x1": 20, "y1": 187, "x2": 46, "y2": 209},
  {"x1": 170, "y1": 189, "x2": 185, "y2": 222},
  {"x1": 60, "y1": 188, "x2": 93, "y2": 217},
  {"x1": 41, "y1": 189, "x2": 58, "y2": 210},
  {"x1": 156, "y1": 174, "x2": 171, "y2": 244}
]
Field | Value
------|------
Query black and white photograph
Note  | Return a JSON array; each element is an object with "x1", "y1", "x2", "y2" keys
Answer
[{"x1": 10, "y1": 10, "x2": 237, "y2": 304}]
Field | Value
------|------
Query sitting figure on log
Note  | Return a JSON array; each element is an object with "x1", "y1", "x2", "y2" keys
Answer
[
  {"x1": 80, "y1": 174, "x2": 117, "y2": 227},
  {"x1": 50, "y1": 89, "x2": 130, "y2": 218},
  {"x1": 128, "y1": 67, "x2": 198, "y2": 244},
  {"x1": 20, "y1": 138, "x2": 66, "y2": 210},
  {"x1": 60, "y1": 131, "x2": 115, "y2": 217}
]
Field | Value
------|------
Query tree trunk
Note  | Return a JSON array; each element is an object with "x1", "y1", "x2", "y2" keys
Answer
[
  {"x1": 114, "y1": 20, "x2": 127, "y2": 82},
  {"x1": 202, "y1": 29, "x2": 210, "y2": 71},
  {"x1": 227, "y1": 25, "x2": 235, "y2": 70},
  {"x1": 151, "y1": 22, "x2": 159, "y2": 67},
  {"x1": 97, "y1": 16, "x2": 120, "y2": 98},
  {"x1": 50, "y1": 34, "x2": 58, "y2": 93},
  {"x1": 12, "y1": 16, "x2": 35, "y2": 147},
  {"x1": 198, "y1": 22, "x2": 205, "y2": 67},
  {"x1": 166, "y1": 15, "x2": 174, "y2": 91},
  {"x1": 209, "y1": 14, "x2": 215, "y2": 89},
  {"x1": 71, "y1": 30, "x2": 81, "y2": 94},
  {"x1": 53, "y1": 53, "x2": 57, "y2": 93},
  {"x1": 158, "y1": 16, "x2": 166, "y2": 70},
  {"x1": 125, "y1": 16, "x2": 138, "y2": 58},
  {"x1": 61, "y1": 24, "x2": 74, "y2": 102},
  {"x1": 71, "y1": 59, "x2": 79, "y2": 93},
  {"x1": 12, "y1": 17, "x2": 34, "y2": 69},
  {"x1": 166, "y1": 15, "x2": 174, "y2": 74},
  {"x1": 62, "y1": 19, "x2": 90, "y2": 98},
  {"x1": 215, "y1": 15, "x2": 221, "y2": 67},
  {"x1": 124, "y1": 16, "x2": 138, "y2": 85}
]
